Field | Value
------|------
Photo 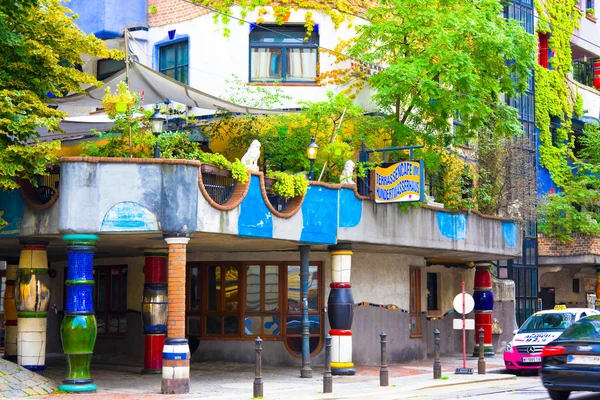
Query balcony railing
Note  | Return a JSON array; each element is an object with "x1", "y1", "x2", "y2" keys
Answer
[
  {"x1": 200, "y1": 165, "x2": 236, "y2": 205},
  {"x1": 264, "y1": 178, "x2": 291, "y2": 212},
  {"x1": 573, "y1": 60, "x2": 598, "y2": 89}
]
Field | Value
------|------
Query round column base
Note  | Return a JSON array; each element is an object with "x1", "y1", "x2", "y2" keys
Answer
[
  {"x1": 59, "y1": 383, "x2": 97, "y2": 393},
  {"x1": 331, "y1": 362, "x2": 355, "y2": 375},
  {"x1": 472, "y1": 345, "x2": 495, "y2": 357}
]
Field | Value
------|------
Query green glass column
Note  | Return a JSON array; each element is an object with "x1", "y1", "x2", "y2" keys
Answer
[{"x1": 59, "y1": 234, "x2": 99, "y2": 393}]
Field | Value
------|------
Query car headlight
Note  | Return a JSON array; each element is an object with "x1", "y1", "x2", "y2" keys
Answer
[{"x1": 505, "y1": 343, "x2": 513, "y2": 353}]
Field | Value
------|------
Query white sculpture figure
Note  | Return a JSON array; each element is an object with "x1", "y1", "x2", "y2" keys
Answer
[
  {"x1": 339, "y1": 160, "x2": 355, "y2": 184},
  {"x1": 241, "y1": 140, "x2": 261, "y2": 171}
]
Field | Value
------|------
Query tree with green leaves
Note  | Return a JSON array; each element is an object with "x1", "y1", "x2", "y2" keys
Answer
[
  {"x1": 322, "y1": 0, "x2": 535, "y2": 147},
  {"x1": 0, "y1": 0, "x2": 120, "y2": 226}
]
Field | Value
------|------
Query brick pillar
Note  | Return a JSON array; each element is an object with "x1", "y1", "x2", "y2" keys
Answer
[
  {"x1": 473, "y1": 262, "x2": 494, "y2": 357},
  {"x1": 16, "y1": 241, "x2": 50, "y2": 373},
  {"x1": 3, "y1": 263, "x2": 18, "y2": 361},
  {"x1": 327, "y1": 244, "x2": 355, "y2": 375},
  {"x1": 161, "y1": 237, "x2": 190, "y2": 394}
]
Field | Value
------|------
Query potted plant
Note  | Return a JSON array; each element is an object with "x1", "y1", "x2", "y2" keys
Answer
[{"x1": 586, "y1": 7, "x2": 596, "y2": 19}]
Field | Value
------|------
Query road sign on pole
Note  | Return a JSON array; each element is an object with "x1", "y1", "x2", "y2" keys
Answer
[{"x1": 454, "y1": 282, "x2": 474, "y2": 375}]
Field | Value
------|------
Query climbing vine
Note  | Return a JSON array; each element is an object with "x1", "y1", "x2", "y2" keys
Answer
[
  {"x1": 192, "y1": 0, "x2": 367, "y2": 37},
  {"x1": 534, "y1": 0, "x2": 582, "y2": 188}
]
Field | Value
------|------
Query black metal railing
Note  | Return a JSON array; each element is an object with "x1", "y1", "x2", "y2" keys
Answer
[
  {"x1": 264, "y1": 179, "x2": 290, "y2": 212},
  {"x1": 573, "y1": 60, "x2": 598, "y2": 88},
  {"x1": 33, "y1": 167, "x2": 60, "y2": 204},
  {"x1": 201, "y1": 167, "x2": 236, "y2": 205}
]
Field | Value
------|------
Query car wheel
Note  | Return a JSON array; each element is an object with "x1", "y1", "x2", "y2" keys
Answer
[{"x1": 547, "y1": 389, "x2": 571, "y2": 400}]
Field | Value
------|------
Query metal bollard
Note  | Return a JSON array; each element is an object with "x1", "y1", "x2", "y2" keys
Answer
[
  {"x1": 380, "y1": 332, "x2": 389, "y2": 387},
  {"x1": 254, "y1": 337, "x2": 263, "y2": 398},
  {"x1": 478, "y1": 328, "x2": 486, "y2": 375},
  {"x1": 323, "y1": 334, "x2": 333, "y2": 393},
  {"x1": 433, "y1": 329, "x2": 441, "y2": 379}
]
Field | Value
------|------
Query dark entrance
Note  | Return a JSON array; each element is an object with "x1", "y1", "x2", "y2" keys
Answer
[{"x1": 539, "y1": 287, "x2": 556, "y2": 310}]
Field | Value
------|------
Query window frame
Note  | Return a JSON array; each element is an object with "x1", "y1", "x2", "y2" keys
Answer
[
  {"x1": 248, "y1": 24, "x2": 319, "y2": 84},
  {"x1": 157, "y1": 38, "x2": 190, "y2": 85},
  {"x1": 409, "y1": 266, "x2": 423, "y2": 338},
  {"x1": 94, "y1": 265, "x2": 128, "y2": 336},
  {"x1": 186, "y1": 261, "x2": 323, "y2": 356},
  {"x1": 426, "y1": 272, "x2": 440, "y2": 314}
]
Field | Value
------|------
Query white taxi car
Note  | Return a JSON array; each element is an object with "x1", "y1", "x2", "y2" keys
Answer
[{"x1": 504, "y1": 306, "x2": 600, "y2": 372}]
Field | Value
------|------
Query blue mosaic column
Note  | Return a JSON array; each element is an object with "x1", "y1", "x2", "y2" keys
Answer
[{"x1": 60, "y1": 234, "x2": 99, "y2": 393}]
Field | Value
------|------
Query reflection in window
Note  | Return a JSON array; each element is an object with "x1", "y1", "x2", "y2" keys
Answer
[{"x1": 158, "y1": 40, "x2": 189, "y2": 84}]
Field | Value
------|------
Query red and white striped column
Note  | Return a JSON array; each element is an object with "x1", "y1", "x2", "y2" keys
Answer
[{"x1": 327, "y1": 244, "x2": 355, "y2": 375}]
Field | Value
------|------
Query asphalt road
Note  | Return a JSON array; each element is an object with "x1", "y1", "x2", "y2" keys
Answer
[{"x1": 413, "y1": 374, "x2": 600, "y2": 400}]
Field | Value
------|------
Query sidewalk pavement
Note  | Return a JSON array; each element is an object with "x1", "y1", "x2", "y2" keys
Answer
[{"x1": 2, "y1": 354, "x2": 518, "y2": 399}]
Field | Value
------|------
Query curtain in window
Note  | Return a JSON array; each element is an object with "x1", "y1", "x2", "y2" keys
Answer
[
  {"x1": 287, "y1": 48, "x2": 317, "y2": 81},
  {"x1": 251, "y1": 48, "x2": 281, "y2": 80}
]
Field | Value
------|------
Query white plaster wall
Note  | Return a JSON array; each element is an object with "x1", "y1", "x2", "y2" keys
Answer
[
  {"x1": 146, "y1": 7, "x2": 374, "y2": 111},
  {"x1": 540, "y1": 266, "x2": 596, "y2": 306},
  {"x1": 569, "y1": 78, "x2": 600, "y2": 120},
  {"x1": 351, "y1": 253, "x2": 426, "y2": 310},
  {"x1": 572, "y1": 13, "x2": 600, "y2": 58}
]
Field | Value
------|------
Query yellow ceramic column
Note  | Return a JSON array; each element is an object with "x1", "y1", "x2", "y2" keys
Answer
[
  {"x1": 3, "y1": 263, "x2": 18, "y2": 361},
  {"x1": 16, "y1": 241, "x2": 51, "y2": 372}
]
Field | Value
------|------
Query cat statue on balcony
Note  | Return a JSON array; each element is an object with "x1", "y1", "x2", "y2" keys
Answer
[
  {"x1": 241, "y1": 140, "x2": 261, "y2": 172},
  {"x1": 339, "y1": 160, "x2": 355, "y2": 184}
]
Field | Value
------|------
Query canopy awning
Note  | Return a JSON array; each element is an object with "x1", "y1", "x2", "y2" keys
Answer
[{"x1": 54, "y1": 61, "x2": 286, "y2": 115}]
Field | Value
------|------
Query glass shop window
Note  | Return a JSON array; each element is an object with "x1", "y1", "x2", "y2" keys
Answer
[
  {"x1": 186, "y1": 261, "x2": 322, "y2": 356},
  {"x1": 95, "y1": 265, "x2": 128, "y2": 335}
]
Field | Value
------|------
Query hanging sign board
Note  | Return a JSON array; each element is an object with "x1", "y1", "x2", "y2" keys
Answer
[{"x1": 374, "y1": 161, "x2": 424, "y2": 203}]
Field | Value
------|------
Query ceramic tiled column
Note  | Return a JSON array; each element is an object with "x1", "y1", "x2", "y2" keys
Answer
[
  {"x1": 327, "y1": 244, "x2": 355, "y2": 375},
  {"x1": 142, "y1": 250, "x2": 168, "y2": 374},
  {"x1": 60, "y1": 234, "x2": 99, "y2": 393},
  {"x1": 162, "y1": 237, "x2": 191, "y2": 394},
  {"x1": 473, "y1": 262, "x2": 494, "y2": 357},
  {"x1": 16, "y1": 241, "x2": 51, "y2": 372},
  {"x1": 3, "y1": 263, "x2": 18, "y2": 361}
]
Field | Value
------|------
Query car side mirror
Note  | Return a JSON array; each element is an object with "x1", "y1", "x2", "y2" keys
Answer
[{"x1": 513, "y1": 329, "x2": 519, "y2": 335}]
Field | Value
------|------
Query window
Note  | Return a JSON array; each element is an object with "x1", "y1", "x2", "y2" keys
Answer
[
  {"x1": 97, "y1": 58, "x2": 126, "y2": 81},
  {"x1": 158, "y1": 40, "x2": 189, "y2": 84},
  {"x1": 186, "y1": 261, "x2": 322, "y2": 356},
  {"x1": 538, "y1": 33, "x2": 549, "y2": 69},
  {"x1": 95, "y1": 265, "x2": 128, "y2": 335},
  {"x1": 409, "y1": 266, "x2": 422, "y2": 338},
  {"x1": 573, "y1": 279, "x2": 581, "y2": 293},
  {"x1": 249, "y1": 25, "x2": 318, "y2": 83},
  {"x1": 587, "y1": 0, "x2": 595, "y2": 11},
  {"x1": 426, "y1": 273, "x2": 439, "y2": 311}
]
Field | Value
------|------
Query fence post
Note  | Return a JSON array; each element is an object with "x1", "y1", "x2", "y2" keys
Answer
[
  {"x1": 380, "y1": 332, "x2": 389, "y2": 387},
  {"x1": 478, "y1": 328, "x2": 486, "y2": 375},
  {"x1": 254, "y1": 337, "x2": 263, "y2": 398},
  {"x1": 323, "y1": 334, "x2": 333, "y2": 393},
  {"x1": 433, "y1": 329, "x2": 441, "y2": 379}
]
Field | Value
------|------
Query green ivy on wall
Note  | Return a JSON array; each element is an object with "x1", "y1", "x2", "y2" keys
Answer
[{"x1": 534, "y1": 0, "x2": 582, "y2": 188}]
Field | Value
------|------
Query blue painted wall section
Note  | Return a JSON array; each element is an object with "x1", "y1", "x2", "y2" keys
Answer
[
  {"x1": 502, "y1": 221, "x2": 518, "y2": 248},
  {"x1": 436, "y1": 211, "x2": 467, "y2": 241},
  {"x1": 0, "y1": 190, "x2": 24, "y2": 237},
  {"x1": 238, "y1": 175, "x2": 273, "y2": 238},
  {"x1": 68, "y1": 0, "x2": 147, "y2": 39},
  {"x1": 100, "y1": 201, "x2": 159, "y2": 232},
  {"x1": 300, "y1": 186, "x2": 338, "y2": 244},
  {"x1": 339, "y1": 189, "x2": 362, "y2": 228}
]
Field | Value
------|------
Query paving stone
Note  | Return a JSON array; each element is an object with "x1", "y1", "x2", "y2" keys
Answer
[
  {"x1": 7, "y1": 382, "x2": 25, "y2": 390},
  {"x1": 22, "y1": 388, "x2": 37, "y2": 396},
  {"x1": 9, "y1": 390, "x2": 26, "y2": 397}
]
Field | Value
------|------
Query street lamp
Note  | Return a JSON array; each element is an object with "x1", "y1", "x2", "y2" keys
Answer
[
  {"x1": 307, "y1": 135, "x2": 319, "y2": 180},
  {"x1": 149, "y1": 105, "x2": 165, "y2": 158}
]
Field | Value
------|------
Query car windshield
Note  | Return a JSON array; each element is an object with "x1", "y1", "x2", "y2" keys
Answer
[
  {"x1": 558, "y1": 316, "x2": 600, "y2": 341},
  {"x1": 519, "y1": 313, "x2": 576, "y2": 333}
]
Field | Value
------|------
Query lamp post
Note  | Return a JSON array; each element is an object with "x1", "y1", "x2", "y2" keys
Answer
[
  {"x1": 307, "y1": 135, "x2": 319, "y2": 181},
  {"x1": 150, "y1": 105, "x2": 165, "y2": 159}
]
